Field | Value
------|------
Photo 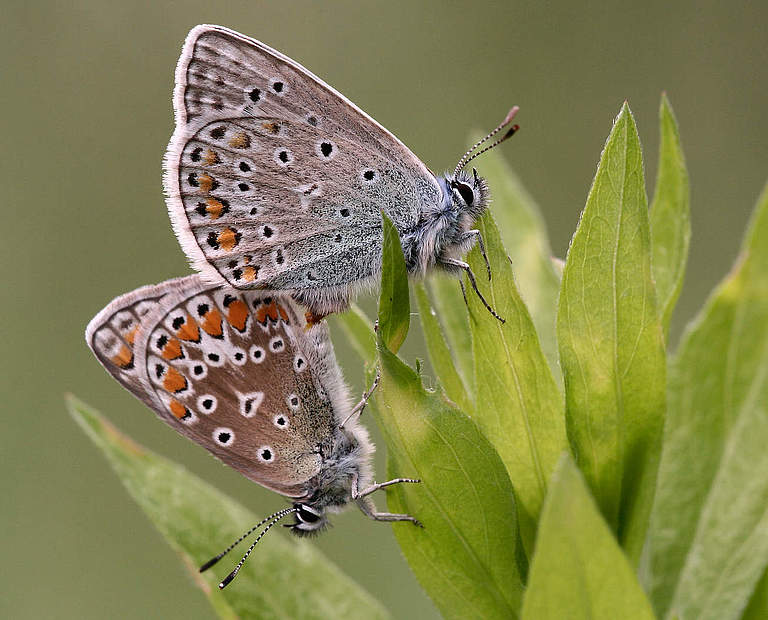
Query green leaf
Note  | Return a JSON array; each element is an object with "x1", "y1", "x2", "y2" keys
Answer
[
  {"x1": 378, "y1": 211, "x2": 410, "y2": 354},
  {"x1": 465, "y1": 211, "x2": 567, "y2": 556},
  {"x1": 415, "y1": 283, "x2": 472, "y2": 411},
  {"x1": 521, "y1": 455, "x2": 656, "y2": 620},
  {"x1": 333, "y1": 303, "x2": 377, "y2": 364},
  {"x1": 650, "y1": 94, "x2": 690, "y2": 336},
  {"x1": 743, "y1": 567, "x2": 768, "y2": 620},
  {"x1": 649, "y1": 182, "x2": 768, "y2": 619},
  {"x1": 67, "y1": 396, "x2": 390, "y2": 620},
  {"x1": 556, "y1": 103, "x2": 666, "y2": 564},
  {"x1": 477, "y1": 135, "x2": 562, "y2": 380},
  {"x1": 372, "y1": 340, "x2": 524, "y2": 620},
  {"x1": 427, "y1": 274, "x2": 475, "y2": 396}
]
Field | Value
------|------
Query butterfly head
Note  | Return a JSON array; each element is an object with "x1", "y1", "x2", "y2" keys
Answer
[{"x1": 447, "y1": 167, "x2": 490, "y2": 221}]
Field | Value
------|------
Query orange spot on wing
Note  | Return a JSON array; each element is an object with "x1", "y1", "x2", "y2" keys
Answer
[
  {"x1": 201, "y1": 308, "x2": 223, "y2": 337},
  {"x1": 206, "y1": 198, "x2": 225, "y2": 219},
  {"x1": 217, "y1": 227, "x2": 240, "y2": 251},
  {"x1": 161, "y1": 338, "x2": 183, "y2": 360},
  {"x1": 163, "y1": 366, "x2": 188, "y2": 393},
  {"x1": 198, "y1": 173, "x2": 214, "y2": 193},
  {"x1": 242, "y1": 265, "x2": 258, "y2": 282},
  {"x1": 262, "y1": 121, "x2": 280, "y2": 134},
  {"x1": 124, "y1": 325, "x2": 139, "y2": 345},
  {"x1": 255, "y1": 300, "x2": 281, "y2": 324},
  {"x1": 228, "y1": 132, "x2": 251, "y2": 148},
  {"x1": 175, "y1": 314, "x2": 200, "y2": 342},
  {"x1": 226, "y1": 299, "x2": 248, "y2": 331},
  {"x1": 111, "y1": 345, "x2": 134, "y2": 369},
  {"x1": 204, "y1": 149, "x2": 220, "y2": 165},
  {"x1": 277, "y1": 304, "x2": 289, "y2": 322},
  {"x1": 169, "y1": 399, "x2": 189, "y2": 419}
]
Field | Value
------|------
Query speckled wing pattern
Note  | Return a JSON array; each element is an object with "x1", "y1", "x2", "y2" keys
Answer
[
  {"x1": 86, "y1": 275, "x2": 352, "y2": 498},
  {"x1": 164, "y1": 25, "x2": 442, "y2": 299}
]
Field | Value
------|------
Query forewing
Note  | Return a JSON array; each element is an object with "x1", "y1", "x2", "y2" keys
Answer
[
  {"x1": 86, "y1": 275, "x2": 342, "y2": 498},
  {"x1": 164, "y1": 25, "x2": 443, "y2": 292}
]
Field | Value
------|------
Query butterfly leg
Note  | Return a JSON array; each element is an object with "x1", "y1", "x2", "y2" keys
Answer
[
  {"x1": 441, "y1": 258, "x2": 505, "y2": 323},
  {"x1": 340, "y1": 369, "x2": 381, "y2": 428},
  {"x1": 355, "y1": 477, "x2": 421, "y2": 499},
  {"x1": 464, "y1": 229, "x2": 492, "y2": 280},
  {"x1": 355, "y1": 496, "x2": 423, "y2": 527}
]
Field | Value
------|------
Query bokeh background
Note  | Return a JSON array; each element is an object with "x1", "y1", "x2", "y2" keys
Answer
[{"x1": 3, "y1": 1, "x2": 767, "y2": 617}]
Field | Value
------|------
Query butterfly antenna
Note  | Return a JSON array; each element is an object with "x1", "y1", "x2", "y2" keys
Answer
[
  {"x1": 218, "y1": 508, "x2": 298, "y2": 589},
  {"x1": 452, "y1": 106, "x2": 520, "y2": 179},
  {"x1": 199, "y1": 507, "x2": 295, "y2": 574}
]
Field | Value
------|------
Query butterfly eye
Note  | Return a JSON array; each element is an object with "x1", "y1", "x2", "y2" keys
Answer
[
  {"x1": 296, "y1": 505, "x2": 322, "y2": 524},
  {"x1": 453, "y1": 181, "x2": 475, "y2": 206}
]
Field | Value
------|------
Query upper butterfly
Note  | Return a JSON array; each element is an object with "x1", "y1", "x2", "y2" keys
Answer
[{"x1": 164, "y1": 24, "x2": 519, "y2": 322}]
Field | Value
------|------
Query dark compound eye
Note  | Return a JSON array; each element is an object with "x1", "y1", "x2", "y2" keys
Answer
[
  {"x1": 297, "y1": 505, "x2": 321, "y2": 523},
  {"x1": 453, "y1": 181, "x2": 474, "y2": 206}
]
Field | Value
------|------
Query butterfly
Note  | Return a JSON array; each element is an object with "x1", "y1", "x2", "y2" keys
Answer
[
  {"x1": 163, "y1": 24, "x2": 519, "y2": 323},
  {"x1": 86, "y1": 274, "x2": 420, "y2": 588}
]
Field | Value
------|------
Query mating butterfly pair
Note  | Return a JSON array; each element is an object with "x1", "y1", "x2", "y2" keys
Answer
[{"x1": 87, "y1": 24, "x2": 518, "y2": 588}]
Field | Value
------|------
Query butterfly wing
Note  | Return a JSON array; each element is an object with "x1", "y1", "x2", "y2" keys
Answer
[
  {"x1": 86, "y1": 274, "x2": 351, "y2": 499},
  {"x1": 164, "y1": 25, "x2": 443, "y2": 298}
]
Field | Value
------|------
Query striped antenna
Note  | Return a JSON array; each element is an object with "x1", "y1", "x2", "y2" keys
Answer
[
  {"x1": 218, "y1": 508, "x2": 298, "y2": 589},
  {"x1": 452, "y1": 106, "x2": 520, "y2": 179},
  {"x1": 199, "y1": 507, "x2": 297, "y2": 574}
]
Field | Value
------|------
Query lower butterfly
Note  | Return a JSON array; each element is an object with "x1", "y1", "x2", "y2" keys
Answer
[{"x1": 86, "y1": 274, "x2": 421, "y2": 588}]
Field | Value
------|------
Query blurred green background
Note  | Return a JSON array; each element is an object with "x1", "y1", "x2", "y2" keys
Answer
[{"x1": 2, "y1": 1, "x2": 767, "y2": 618}]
